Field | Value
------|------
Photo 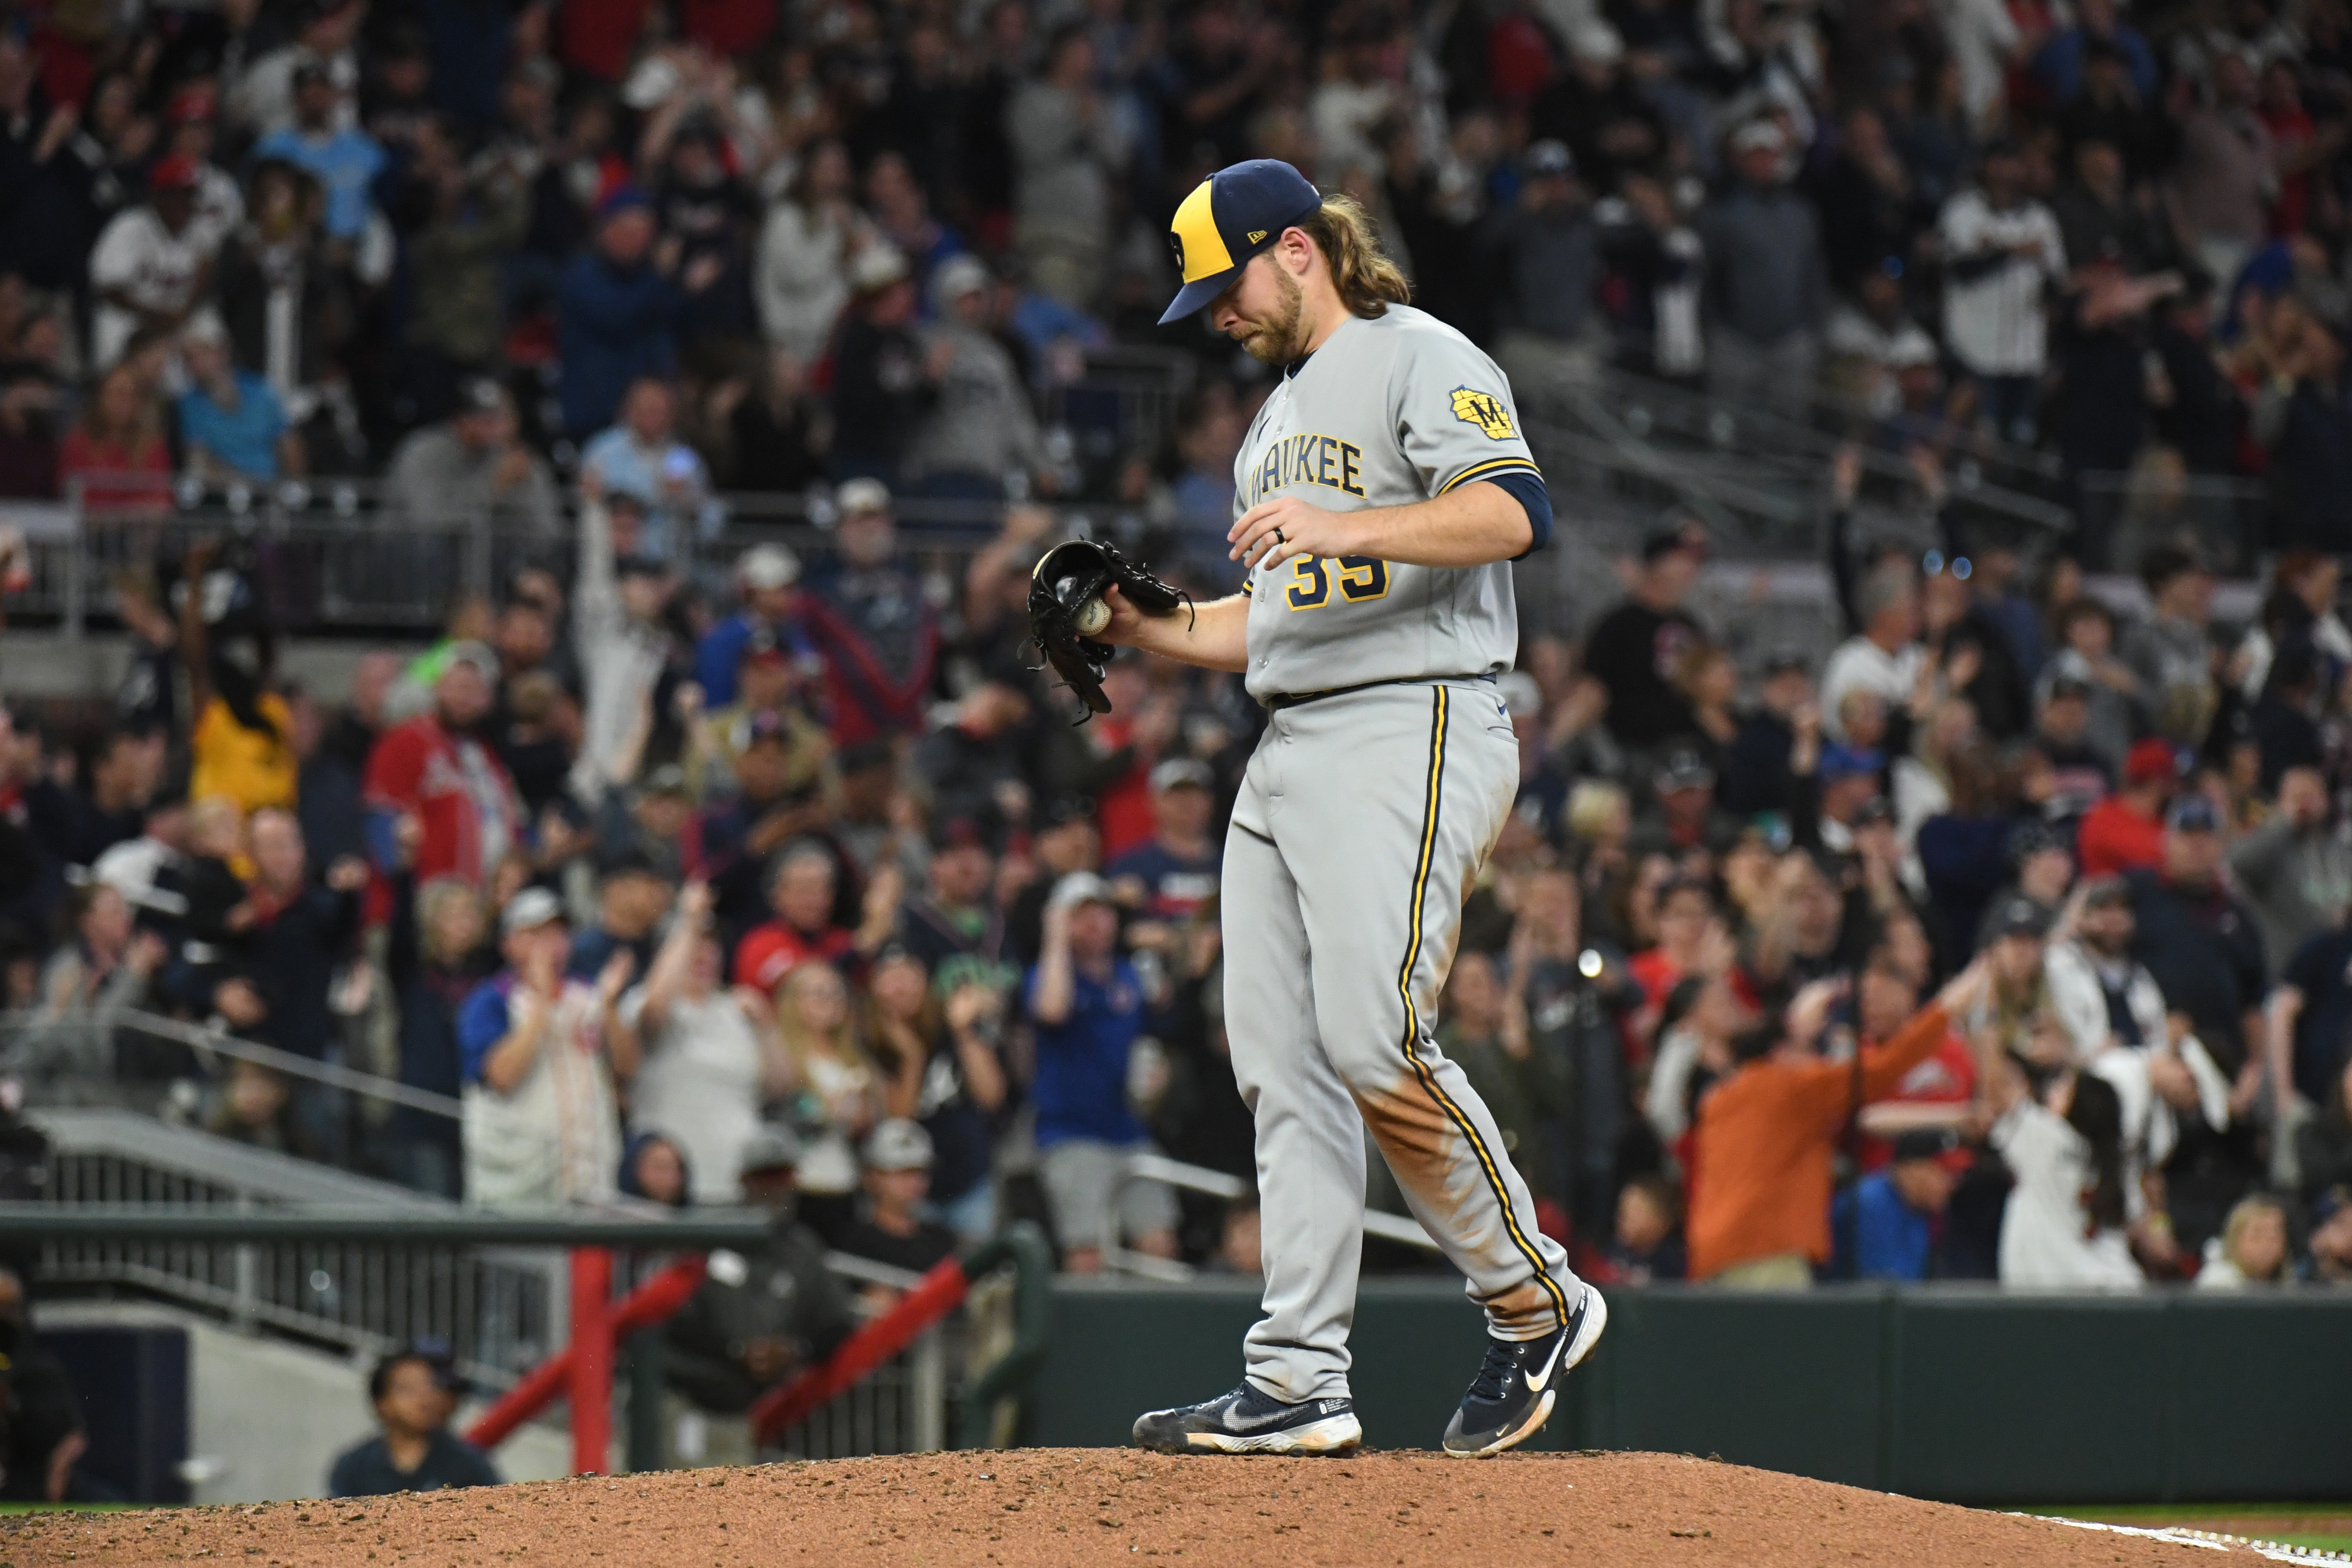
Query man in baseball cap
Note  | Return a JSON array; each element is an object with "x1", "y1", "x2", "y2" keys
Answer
[
  {"x1": 1160, "y1": 158, "x2": 1327, "y2": 325},
  {"x1": 837, "y1": 1119, "x2": 959, "y2": 1285},
  {"x1": 2078, "y1": 736, "x2": 2177, "y2": 877},
  {"x1": 694, "y1": 542, "x2": 805, "y2": 707}
]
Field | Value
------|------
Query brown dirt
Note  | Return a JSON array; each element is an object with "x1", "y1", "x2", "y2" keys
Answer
[{"x1": 2, "y1": 1449, "x2": 2301, "y2": 1567}]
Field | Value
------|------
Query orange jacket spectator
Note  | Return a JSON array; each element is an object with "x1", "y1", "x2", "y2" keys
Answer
[{"x1": 1686, "y1": 995, "x2": 1960, "y2": 1281}]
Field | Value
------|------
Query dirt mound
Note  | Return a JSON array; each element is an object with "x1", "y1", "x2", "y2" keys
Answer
[{"x1": 5, "y1": 1449, "x2": 2304, "y2": 1567}]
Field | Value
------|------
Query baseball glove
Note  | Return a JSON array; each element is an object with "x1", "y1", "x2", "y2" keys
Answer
[{"x1": 1027, "y1": 539, "x2": 1189, "y2": 718}]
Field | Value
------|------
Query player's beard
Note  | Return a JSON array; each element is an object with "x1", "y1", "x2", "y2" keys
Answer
[{"x1": 1236, "y1": 267, "x2": 1305, "y2": 365}]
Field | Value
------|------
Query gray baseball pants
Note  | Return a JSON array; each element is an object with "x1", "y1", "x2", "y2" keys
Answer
[{"x1": 1222, "y1": 678, "x2": 1583, "y2": 1404}]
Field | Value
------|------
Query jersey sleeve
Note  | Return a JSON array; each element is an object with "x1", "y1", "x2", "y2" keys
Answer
[
  {"x1": 362, "y1": 724, "x2": 424, "y2": 811},
  {"x1": 1392, "y1": 329, "x2": 1544, "y2": 503}
]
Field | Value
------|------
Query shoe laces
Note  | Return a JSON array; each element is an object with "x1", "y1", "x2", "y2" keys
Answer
[{"x1": 1467, "y1": 1338, "x2": 1521, "y2": 1404}]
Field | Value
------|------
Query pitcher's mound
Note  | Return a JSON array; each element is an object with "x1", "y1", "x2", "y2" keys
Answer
[{"x1": 5, "y1": 1449, "x2": 2308, "y2": 1566}]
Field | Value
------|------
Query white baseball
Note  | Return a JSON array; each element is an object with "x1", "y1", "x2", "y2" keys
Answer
[{"x1": 1075, "y1": 597, "x2": 1111, "y2": 636}]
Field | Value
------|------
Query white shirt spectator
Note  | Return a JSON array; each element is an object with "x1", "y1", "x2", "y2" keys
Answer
[
  {"x1": 621, "y1": 988, "x2": 770, "y2": 1204},
  {"x1": 1991, "y1": 1099, "x2": 2143, "y2": 1289},
  {"x1": 756, "y1": 199, "x2": 859, "y2": 361},
  {"x1": 463, "y1": 980, "x2": 620, "y2": 1209},
  {"x1": 88, "y1": 206, "x2": 211, "y2": 370},
  {"x1": 1818, "y1": 636, "x2": 1925, "y2": 742},
  {"x1": 1935, "y1": 0, "x2": 2021, "y2": 129},
  {"x1": 1938, "y1": 189, "x2": 2066, "y2": 376},
  {"x1": 233, "y1": 45, "x2": 358, "y2": 137}
]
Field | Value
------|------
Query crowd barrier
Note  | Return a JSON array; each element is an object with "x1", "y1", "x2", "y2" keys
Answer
[{"x1": 1030, "y1": 1277, "x2": 2352, "y2": 1503}]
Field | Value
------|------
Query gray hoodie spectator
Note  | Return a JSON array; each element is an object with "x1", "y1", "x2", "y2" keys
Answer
[{"x1": 906, "y1": 257, "x2": 1041, "y2": 496}]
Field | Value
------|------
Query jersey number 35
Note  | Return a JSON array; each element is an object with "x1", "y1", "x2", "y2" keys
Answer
[{"x1": 1286, "y1": 556, "x2": 1390, "y2": 610}]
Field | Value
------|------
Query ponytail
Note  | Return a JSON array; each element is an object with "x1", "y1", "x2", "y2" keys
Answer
[{"x1": 1300, "y1": 194, "x2": 1412, "y2": 319}]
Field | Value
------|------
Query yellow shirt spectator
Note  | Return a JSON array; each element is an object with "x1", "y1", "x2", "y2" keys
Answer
[{"x1": 189, "y1": 692, "x2": 297, "y2": 813}]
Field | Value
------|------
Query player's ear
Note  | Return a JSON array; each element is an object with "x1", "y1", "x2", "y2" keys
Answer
[{"x1": 1275, "y1": 226, "x2": 1315, "y2": 275}]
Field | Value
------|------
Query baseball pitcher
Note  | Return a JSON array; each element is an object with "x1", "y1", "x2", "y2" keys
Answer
[{"x1": 1103, "y1": 159, "x2": 1604, "y2": 1458}]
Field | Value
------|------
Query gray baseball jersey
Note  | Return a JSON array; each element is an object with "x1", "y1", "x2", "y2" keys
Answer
[{"x1": 1234, "y1": 304, "x2": 1541, "y2": 700}]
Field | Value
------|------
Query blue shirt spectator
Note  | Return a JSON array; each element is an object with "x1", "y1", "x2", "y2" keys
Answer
[
  {"x1": 178, "y1": 366, "x2": 289, "y2": 481},
  {"x1": 1026, "y1": 911, "x2": 1149, "y2": 1149},
  {"x1": 252, "y1": 65, "x2": 387, "y2": 241},
  {"x1": 1832, "y1": 1134, "x2": 1960, "y2": 1281},
  {"x1": 558, "y1": 192, "x2": 682, "y2": 438},
  {"x1": 578, "y1": 378, "x2": 723, "y2": 561}
]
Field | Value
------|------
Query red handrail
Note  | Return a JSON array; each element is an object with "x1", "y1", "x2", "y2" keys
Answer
[
  {"x1": 749, "y1": 1253, "x2": 970, "y2": 1443},
  {"x1": 465, "y1": 1254, "x2": 706, "y2": 1459}
]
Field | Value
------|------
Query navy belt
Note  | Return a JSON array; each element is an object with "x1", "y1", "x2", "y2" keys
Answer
[{"x1": 1263, "y1": 672, "x2": 1496, "y2": 712}]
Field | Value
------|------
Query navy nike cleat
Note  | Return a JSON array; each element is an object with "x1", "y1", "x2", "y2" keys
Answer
[
  {"x1": 1441, "y1": 1284, "x2": 1609, "y2": 1457},
  {"x1": 1132, "y1": 1383, "x2": 1364, "y2": 1455}
]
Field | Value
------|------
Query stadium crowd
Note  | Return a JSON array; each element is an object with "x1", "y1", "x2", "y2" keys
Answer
[{"x1": 0, "y1": 0, "x2": 2350, "y2": 1486}]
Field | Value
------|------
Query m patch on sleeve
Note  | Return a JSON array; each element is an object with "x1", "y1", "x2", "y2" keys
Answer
[{"x1": 1449, "y1": 387, "x2": 1516, "y2": 440}]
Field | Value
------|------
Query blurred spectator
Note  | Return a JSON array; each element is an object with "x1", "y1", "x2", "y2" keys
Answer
[
  {"x1": 2120, "y1": 545, "x2": 2217, "y2": 750},
  {"x1": 661, "y1": 1126, "x2": 856, "y2": 1467},
  {"x1": 618, "y1": 882, "x2": 794, "y2": 1204},
  {"x1": 455, "y1": 888, "x2": 637, "y2": 1208},
  {"x1": 1009, "y1": 27, "x2": 1129, "y2": 309},
  {"x1": 364, "y1": 642, "x2": 524, "y2": 889},
  {"x1": 1489, "y1": 140, "x2": 1605, "y2": 386},
  {"x1": 696, "y1": 544, "x2": 810, "y2": 710},
  {"x1": 774, "y1": 960, "x2": 881, "y2": 1241},
  {"x1": 2078, "y1": 738, "x2": 2177, "y2": 877},
  {"x1": 1439, "y1": 951, "x2": 1568, "y2": 1216},
  {"x1": 1688, "y1": 962, "x2": 1986, "y2": 1285},
  {"x1": 327, "y1": 1342, "x2": 498, "y2": 1497},
  {"x1": 251, "y1": 62, "x2": 387, "y2": 245},
  {"x1": 1833, "y1": 1128, "x2": 1961, "y2": 1280},
  {"x1": 2194, "y1": 1191, "x2": 2290, "y2": 1288},
  {"x1": 828, "y1": 247, "x2": 939, "y2": 487},
  {"x1": 1604, "y1": 1173, "x2": 1687, "y2": 1285},
  {"x1": 385, "y1": 379, "x2": 560, "y2": 535},
  {"x1": 87, "y1": 155, "x2": 212, "y2": 371},
  {"x1": 1938, "y1": 142, "x2": 2066, "y2": 446},
  {"x1": 735, "y1": 843, "x2": 894, "y2": 991},
  {"x1": 1582, "y1": 521, "x2": 1708, "y2": 749},
  {"x1": 620, "y1": 1132, "x2": 690, "y2": 1206},
  {"x1": 803, "y1": 481, "x2": 940, "y2": 746},
  {"x1": 1697, "y1": 120, "x2": 1826, "y2": 408},
  {"x1": 836, "y1": 1118, "x2": 960, "y2": 1293},
  {"x1": 1976, "y1": 1034, "x2": 2143, "y2": 1288},
  {"x1": 0, "y1": 1268, "x2": 95, "y2": 1502},
  {"x1": 557, "y1": 191, "x2": 681, "y2": 440},
  {"x1": 713, "y1": 346, "x2": 830, "y2": 493},
  {"x1": 1820, "y1": 562, "x2": 1924, "y2": 745},
  {"x1": 176, "y1": 315, "x2": 299, "y2": 484},
  {"x1": 754, "y1": 141, "x2": 865, "y2": 363},
  {"x1": 59, "y1": 365, "x2": 171, "y2": 515},
  {"x1": 580, "y1": 378, "x2": 721, "y2": 563},
  {"x1": 2252, "y1": 305, "x2": 2352, "y2": 552},
  {"x1": 907, "y1": 255, "x2": 1042, "y2": 501},
  {"x1": 1029, "y1": 872, "x2": 1176, "y2": 1271},
  {"x1": 2229, "y1": 766, "x2": 2350, "y2": 966},
  {"x1": 387, "y1": 876, "x2": 489, "y2": 1197},
  {"x1": 2172, "y1": 54, "x2": 2276, "y2": 289}
]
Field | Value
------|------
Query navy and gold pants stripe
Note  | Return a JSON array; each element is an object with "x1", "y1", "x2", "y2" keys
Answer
[{"x1": 1223, "y1": 679, "x2": 1584, "y2": 1405}]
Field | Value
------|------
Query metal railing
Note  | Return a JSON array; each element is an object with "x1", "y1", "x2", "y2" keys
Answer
[
  {"x1": 31, "y1": 1106, "x2": 561, "y2": 1388},
  {"x1": 1102, "y1": 1150, "x2": 1443, "y2": 1282},
  {"x1": 2075, "y1": 469, "x2": 2269, "y2": 577}
]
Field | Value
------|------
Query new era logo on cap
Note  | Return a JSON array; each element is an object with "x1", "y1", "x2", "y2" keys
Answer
[{"x1": 1160, "y1": 160, "x2": 1325, "y2": 324}]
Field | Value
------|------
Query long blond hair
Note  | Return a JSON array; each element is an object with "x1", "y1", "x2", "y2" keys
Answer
[
  {"x1": 1301, "y1": 194, "x2": 1412, "y2": 318},
  {"x1": 775, "y1": 961, "x2": 871, "y2": 1080}
]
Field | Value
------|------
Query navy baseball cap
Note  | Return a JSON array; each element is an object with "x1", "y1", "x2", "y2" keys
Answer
[{"x1": 1159, "y1": 159, "x2": 1325, "y2": 325}]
